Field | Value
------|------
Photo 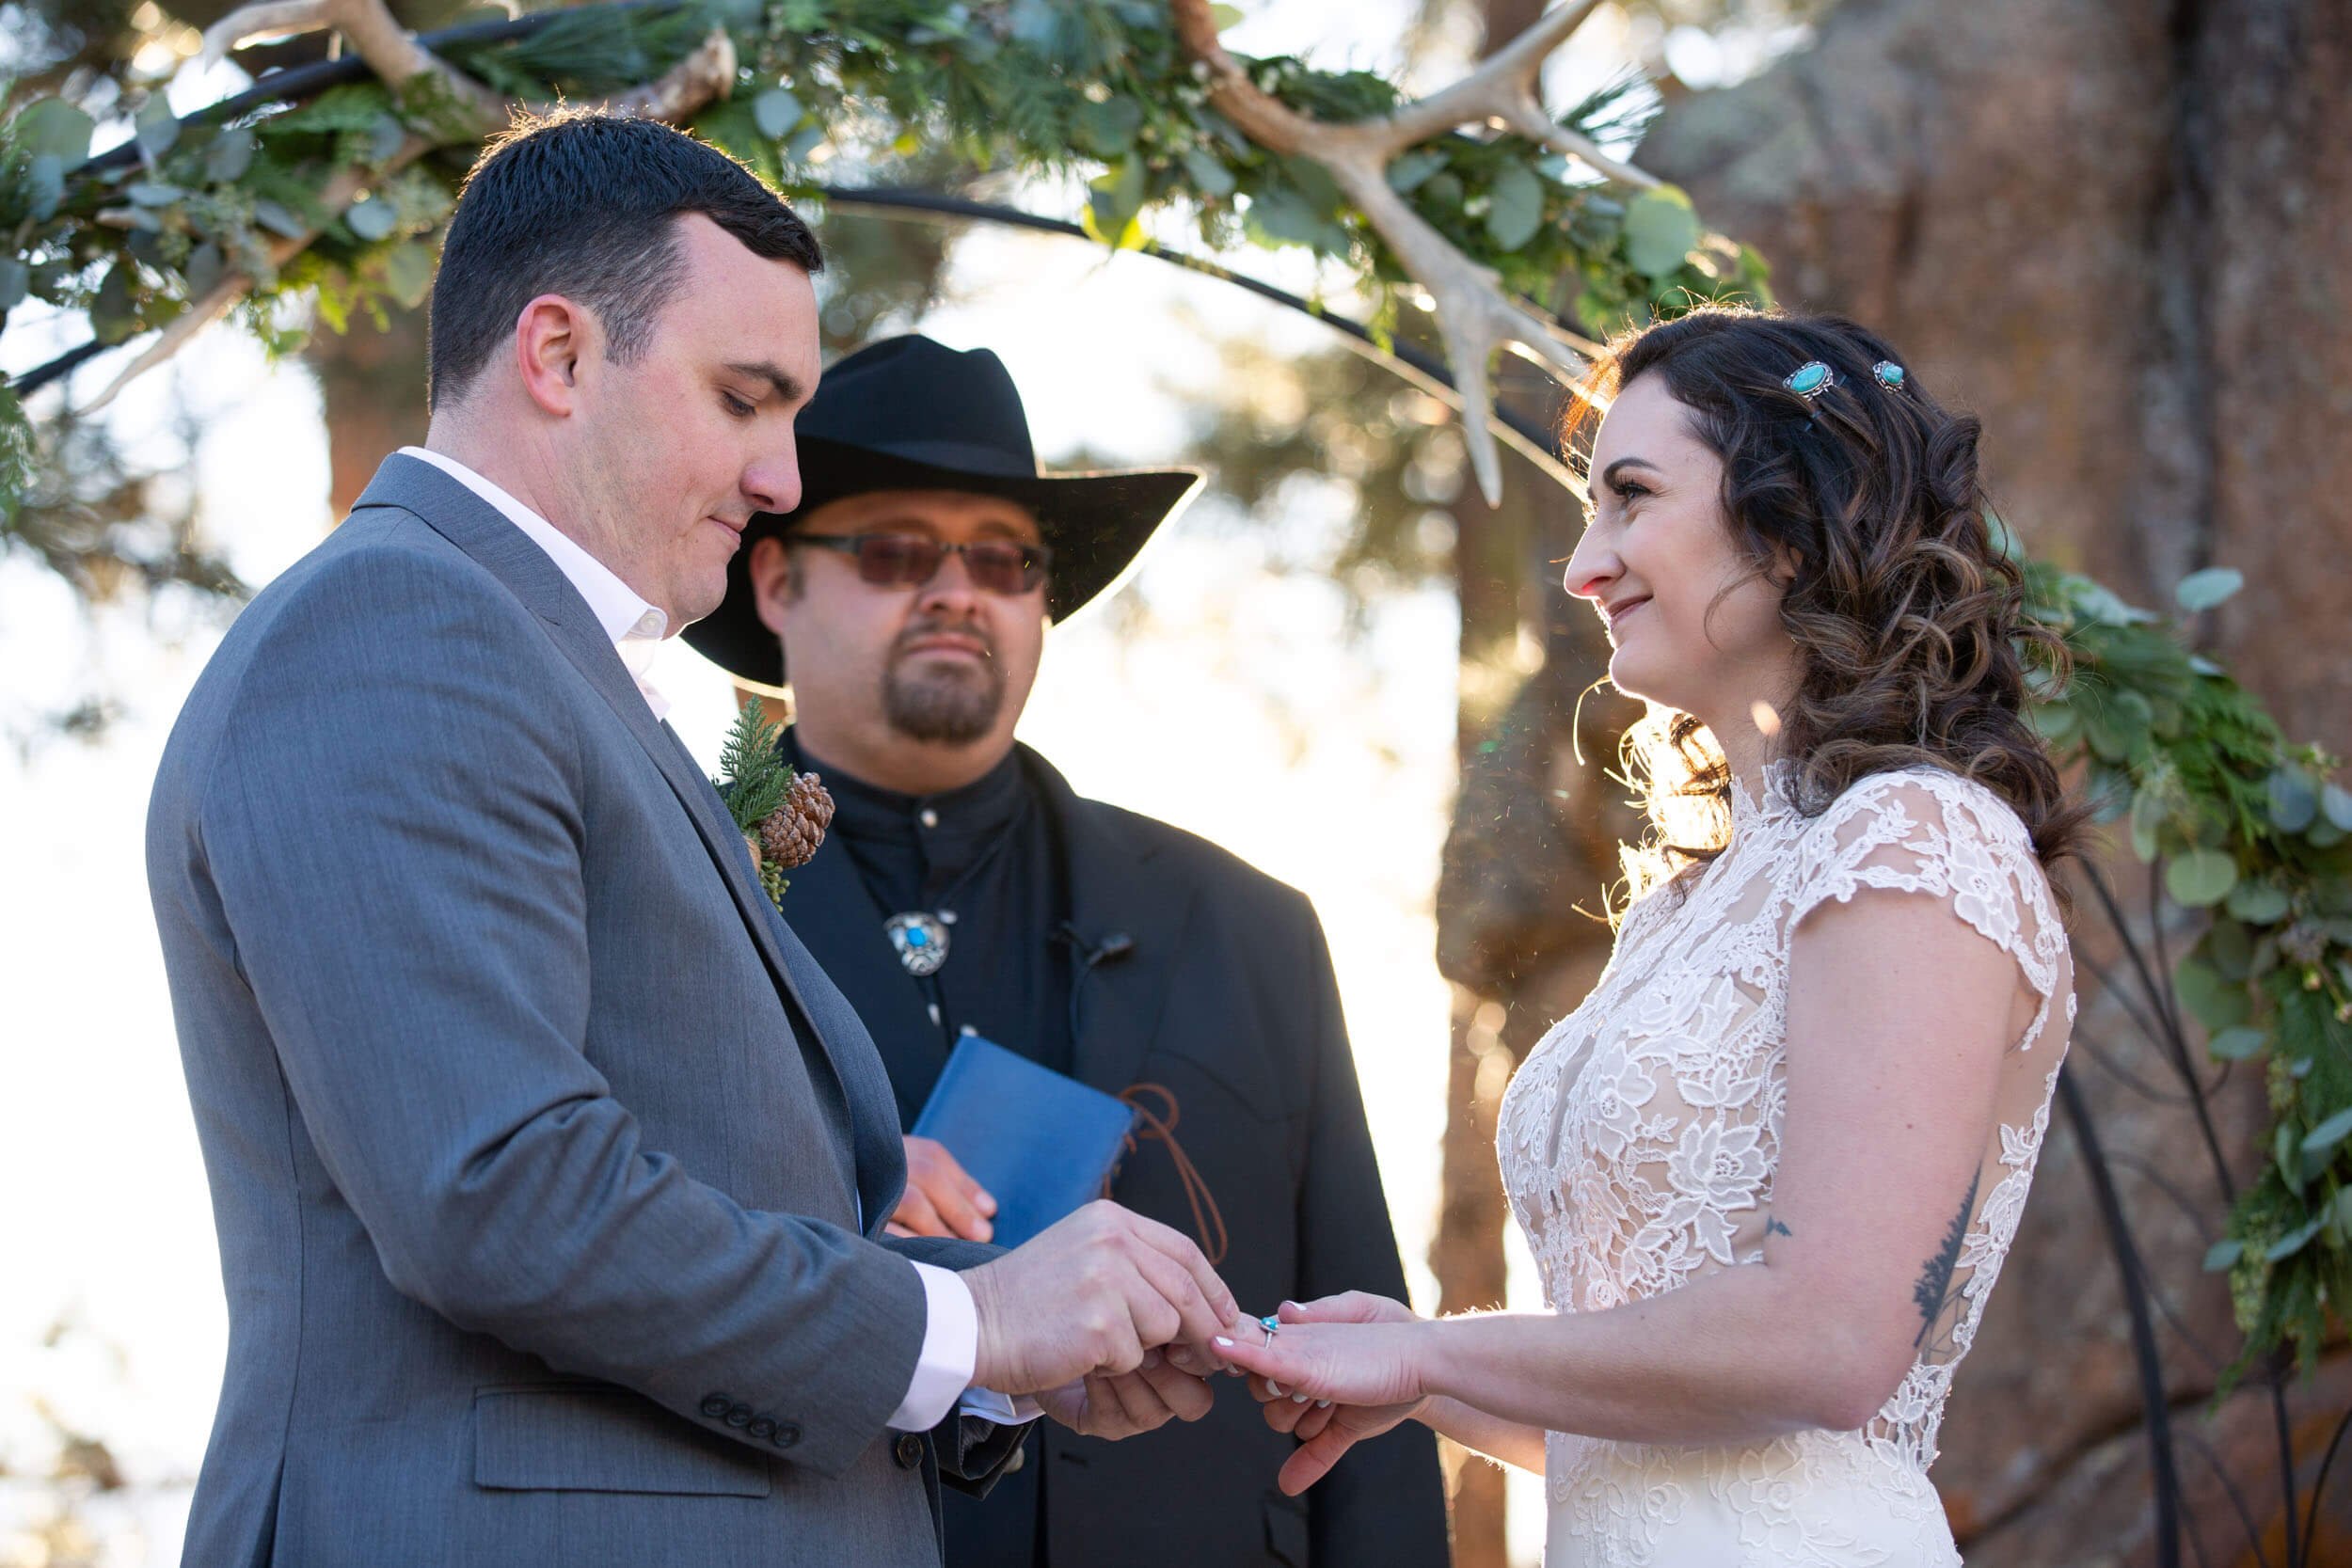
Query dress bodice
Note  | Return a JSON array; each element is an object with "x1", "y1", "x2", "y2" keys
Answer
[{"x1": 1496, "y1": 764, "x2": 2075, "y2": 1565}]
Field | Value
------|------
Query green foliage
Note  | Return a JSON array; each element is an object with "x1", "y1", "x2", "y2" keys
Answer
[
  {"x1": 2025, "y1": 559, "x2": 2352, "y2": 1377},
  {"x1": 713, "y1": 696, "x2": 794, "y2": 833}
]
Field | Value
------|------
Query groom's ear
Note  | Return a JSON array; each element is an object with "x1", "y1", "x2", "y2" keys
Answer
[{"x1": 513, "y1": 293, "x2": 595, "y2": 418}]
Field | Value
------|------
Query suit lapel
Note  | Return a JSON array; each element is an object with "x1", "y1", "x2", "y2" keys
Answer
[
  {"x1": 776, "y1": 817, "x2": 948, "y2": 1128},
  {"x1": 1025, "y1": 750, "x2": 1196, "y2": 1099},
  {"x1": 352, "y1": 454, "x2": 884, "y2": 1188}
]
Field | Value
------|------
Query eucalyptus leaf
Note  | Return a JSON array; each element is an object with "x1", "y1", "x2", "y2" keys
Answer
[
  {"x1": 90, "y1": 261, "x2": 139, "y2": 345},
  {"x1": 183, "y1": 242, "x2": 224, "y2": 298},
  {"x1": 1485, "y1": 163, "x2": 1544, "y2": 253},
  {"x1": 2167, "y1": 849, "x2": 2239, "y2": 909},
  {"x1": 205, "y1": 126, "x2": 256, "y2": 183},
  {"x1": 383, "y1": 241, "x2": 435, "y2": 309},
  {"x1": 1386, "y1": 148, "x2": 1449, "y2": 196},
  {"x1": 2268, "y1": 768, "x2": 2320, "y2": 833},
  {"x1": 1621, "y1": 184, "x2": 1700, "y2": 279},
  {"x1": 25, "y1": 155, "x2": 65, "y2": 223},
  {"x1": 13, "y1": 98, "x2": 95, "y2": 161},
  {"x1": 368, "y1": 113, "x2": 406, "y2": 165},
  {"x1": 253, "y1": 200, "x2": 309, "y2": 241},
  {"x1": 0, "y1": 258, "x2": 26, "y2": 313},
  {"x1": 2175, "y1": 566, "x2": 2244, "y2": 611},
  {"x1": 127, "y1": 182, "x2": 182, "y2": 208},
  {"x1": 1073, "y1": 97, "x2": 1144, "y2": 159},
  {"x1": 2265, "y1": 1214, "x2": 2326, "y2": 1261},
  {"x1": 135, "y1": 95, "x2": 181, "y2": 158},
  {"x1": 2129, "y1": 784, "x2": 2169, "y2": 863},
  {"x1": 345, "y1": 198, "x2": 398, "y2": 242},
  {"x1": 2174, "y1": 957, "x2": 2251, "y2": 1033},
  {"x1": 2300, "y1": 1105, "x2": 2352, "y2": 1157},
  {"x1": 2324, "y1": 783, "x2": 2352, "y2": 832},
  {"x1": 754, "y1": 87, "x2": 803, "y2": 140},
  {"x1": 1085, "y1": 157, "x2": 1147, "y2": 248},
  {"x1": 2206, "y1": 1025, "x2": 2267, "y2": 1061},
  {"x1": 2278, "y1": 1121, "x2": 2307, "y2": 1196},
  {"x1": 1182, "y1": 148, "x2": 1235, "y2": 199},
  {"x1": 2225, "y1": 879, "x2": 2291, "y2": 925},
  {"x1": 2202, "y1": 1238, "x2": 2244, "y2": 1272}
]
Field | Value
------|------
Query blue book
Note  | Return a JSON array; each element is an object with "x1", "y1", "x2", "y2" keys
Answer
[{"x1": 910, "y1": 1036, "x2": 1138, "y2": 1249}]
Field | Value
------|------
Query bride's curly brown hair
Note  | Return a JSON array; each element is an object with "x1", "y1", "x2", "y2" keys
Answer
[{"x1": 1566, "y1": 306, "x2": 2088, "y2": 904}]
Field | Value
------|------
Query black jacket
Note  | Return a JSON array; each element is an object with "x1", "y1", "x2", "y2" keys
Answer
[{"x1": 785, "y1": 744, "x2": 1452, "y2": 1568}]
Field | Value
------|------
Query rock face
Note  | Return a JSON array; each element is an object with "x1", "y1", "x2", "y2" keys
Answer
[{"x1": 1639, "y1": 0, "x2": 2352, "y2": 759}]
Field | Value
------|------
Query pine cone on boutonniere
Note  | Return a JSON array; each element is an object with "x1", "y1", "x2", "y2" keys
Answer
[{"x1": 712, "y1": 698, "x2": 833, "y2": 911}]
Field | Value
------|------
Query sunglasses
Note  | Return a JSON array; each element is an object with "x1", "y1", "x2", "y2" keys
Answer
[{"x1": 790, "y1": 532, "x2": 1053, "y2": 596}]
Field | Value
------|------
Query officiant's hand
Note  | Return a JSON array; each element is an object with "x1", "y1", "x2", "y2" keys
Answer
[
  {"x1": 887, "y1": 1135, "x2": 997, "y2": 1242},
  {"x1": 1030, "y1": 1347, "x2": 1218, "y2": 1439},
  {"x1": 963, "y1": 1200, "x2": 1247, "y2": 1400},
  {"x1": 1217, "y1": 1293, "x2": 1434, "y2": 1495}
]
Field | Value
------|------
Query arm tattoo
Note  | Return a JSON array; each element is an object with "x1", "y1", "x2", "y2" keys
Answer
[
  {"x1": 1912, "y1": 1167, "x2": 1980, "y2": 1354},
  {"x1": 1765, "y1": 1217, "x2": 1793, "y2": 1239}
]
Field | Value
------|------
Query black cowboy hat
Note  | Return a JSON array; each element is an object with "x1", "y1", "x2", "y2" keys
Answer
[{"x1": 685, "y1": 334, "x2": 1202, "y2": 691}]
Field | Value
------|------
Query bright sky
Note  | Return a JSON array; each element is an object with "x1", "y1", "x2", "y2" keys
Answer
[{"x1": 0, "y1": 2, "x2": 1717, "y2": 1560}]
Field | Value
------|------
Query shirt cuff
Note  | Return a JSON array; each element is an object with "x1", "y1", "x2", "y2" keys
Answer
[
  {"x1": 887, "y1": 1263, "x2": 1045, "y2": 1433},
  {"x1": 887, "y1": 1262, "x2": 980, "y2": 1433}
]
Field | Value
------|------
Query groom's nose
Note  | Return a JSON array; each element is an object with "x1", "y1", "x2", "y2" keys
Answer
[{"x1": 741, "y1": 438, "x2": 802, "y2": 517}]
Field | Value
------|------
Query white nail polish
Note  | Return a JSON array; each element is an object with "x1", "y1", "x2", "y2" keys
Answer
[
  {"x1": 1292, "y1": 1392, "x2": 1309, "y2": 1403},
  {"x1": 1316, "y1": 1400, "x2": 1331, "y2": 1409},
  {"x1": 1267, "y1": 1381, "x2": 1284, "y2": 1397}
]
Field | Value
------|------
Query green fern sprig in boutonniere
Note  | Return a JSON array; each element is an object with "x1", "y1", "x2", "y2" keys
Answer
[{"x1": 713, "y1": 698, "x2": 835, "y2": 911}]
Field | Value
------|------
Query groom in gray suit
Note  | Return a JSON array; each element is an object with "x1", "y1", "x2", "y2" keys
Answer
[{"x1": 147, "y1": 110, "x2": 1242, "y2": 1568}]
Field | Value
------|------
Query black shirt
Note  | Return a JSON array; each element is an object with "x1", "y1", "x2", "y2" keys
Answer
[{"x1": 784, "y1": 730, "x2": 1076, "y2": 1094}]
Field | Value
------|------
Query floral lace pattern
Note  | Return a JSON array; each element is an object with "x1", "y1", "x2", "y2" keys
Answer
[{"x1": 1497, "y1": 765, "x2": 2075, "y2": 1565}]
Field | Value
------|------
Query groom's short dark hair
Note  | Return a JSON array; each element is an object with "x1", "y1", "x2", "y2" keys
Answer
[{"x1": 427, "y1": 109, "x2": 821, "y2": 411}]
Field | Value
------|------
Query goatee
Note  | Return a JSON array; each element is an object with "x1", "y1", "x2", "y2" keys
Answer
[{"x1": 882, "y1": 622, "x2": 1005, "y2": 745}]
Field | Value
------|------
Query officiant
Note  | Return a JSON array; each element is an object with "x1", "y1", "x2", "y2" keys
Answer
[{"x1": 686, "y1": 335, "x2": 1448, "y2": 1568}]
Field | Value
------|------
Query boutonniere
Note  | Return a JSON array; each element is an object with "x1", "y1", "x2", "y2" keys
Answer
[{"x1": 713, "y1": 697, "x2": 834, "y2": 911}]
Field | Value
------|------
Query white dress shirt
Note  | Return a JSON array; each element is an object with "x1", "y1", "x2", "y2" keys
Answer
[{"x1": 398, "y1": 447, "x2": 1007, "y2": 1435}]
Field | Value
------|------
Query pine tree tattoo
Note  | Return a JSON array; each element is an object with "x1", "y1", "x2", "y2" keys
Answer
[{"x1": 713, "y1": 698, "x2": 834, "y2": 911}]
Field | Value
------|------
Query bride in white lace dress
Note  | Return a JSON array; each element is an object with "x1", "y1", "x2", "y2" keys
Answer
[{"x1": 1213, "y1": 308, "x2": 2087, "y2": 1565}]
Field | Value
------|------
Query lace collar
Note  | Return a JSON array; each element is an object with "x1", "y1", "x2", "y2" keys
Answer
[{"x1": 1728, "y1": 758, "x2": 1800, "y2": 834}]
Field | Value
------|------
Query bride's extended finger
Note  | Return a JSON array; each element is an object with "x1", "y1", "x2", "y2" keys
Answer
[{"x1": 1279, "y1": 1291, "x2": 1404, "y2": 1325}]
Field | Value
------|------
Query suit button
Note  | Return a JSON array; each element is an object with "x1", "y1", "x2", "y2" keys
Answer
[
  {"x1": 699, "y1": 1394, "x2": 731, "y2": 1419},
  {"x1": 894, "y1": 1433, "x2": 925, "y2": 1470},
  {"x1": 724, "y1": 1402, "x2": 755, "y2": 1429},
  {"x1": 771, "y1": 1421, "x2": 801, "y2": 1449},
  {"x1": 748, "y1": 1417, "x2": 777, "y2": 1441}
]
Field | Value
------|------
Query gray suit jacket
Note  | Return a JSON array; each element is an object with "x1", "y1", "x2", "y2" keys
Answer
[{"x1": 148, "y1": 453, "x2": 1009, "y2": 1568}]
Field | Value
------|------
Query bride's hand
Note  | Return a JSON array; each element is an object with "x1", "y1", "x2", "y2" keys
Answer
[{"x1": 1216, "y1": 1292, "x2": 1433, "y2": 1495}]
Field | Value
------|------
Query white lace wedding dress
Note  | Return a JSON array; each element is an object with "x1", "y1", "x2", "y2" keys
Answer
[{"x1": 1497, "y1": 764, "x2": 2075, "y2": 1566}]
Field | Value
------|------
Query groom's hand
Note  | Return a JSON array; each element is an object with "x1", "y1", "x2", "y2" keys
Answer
[
  {"x1": 1031, "y1": 1347, "x2": 1218, "y2": 1439},
  {"x1": 962, "y1": 1200, "x2": 1245, "y2": 1397}
]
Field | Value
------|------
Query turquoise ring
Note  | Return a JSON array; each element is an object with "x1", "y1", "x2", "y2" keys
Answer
[{"x1": 1259, "y1": 1313, "x2": 1280, "y2": 1347}]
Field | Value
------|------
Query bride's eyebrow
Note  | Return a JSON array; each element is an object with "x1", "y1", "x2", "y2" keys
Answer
[{"x1": 1600, "y1": 457, "x2": 1662, "y2": 487}]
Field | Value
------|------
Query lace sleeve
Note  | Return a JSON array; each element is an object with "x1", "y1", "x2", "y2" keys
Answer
[{"x1": 1781, "y1": 769, "x2": 2069, "y2": 1053}]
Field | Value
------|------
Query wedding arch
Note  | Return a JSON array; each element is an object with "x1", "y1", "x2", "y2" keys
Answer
[{"x1": 4, "y1": 2, "x2": 2347, "y2": 1558}]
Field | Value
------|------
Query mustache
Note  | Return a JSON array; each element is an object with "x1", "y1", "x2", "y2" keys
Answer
[{"x1": 892, "y1": 616, "x2": 996, "y2": 661}]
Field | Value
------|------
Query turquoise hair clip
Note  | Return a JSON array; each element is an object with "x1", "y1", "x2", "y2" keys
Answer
[
  {"x1": 1784, "y1": 358, "x2": 1908, "y2": 404},
  {"x1": 1783, "y1": 360, "x2": 1835, "y2": 402}
]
